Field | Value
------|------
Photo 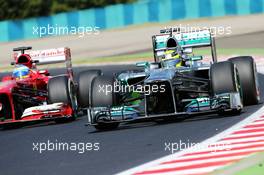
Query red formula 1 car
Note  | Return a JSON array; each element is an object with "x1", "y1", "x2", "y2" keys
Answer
[{"x1": 0, "y1": 46, "x2": 78, "y2": 127}]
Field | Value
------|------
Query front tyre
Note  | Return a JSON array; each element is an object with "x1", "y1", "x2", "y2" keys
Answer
[
  {"x1": 210, "y1": 61, "x2": 238, "y2": 95},
  {"x1": 229, "y1": 56, "x2": 260, "y2": 106},
  {"x1": 210, "y1": 61, "x2": 242, "y2": 114},
  {"x1": 91, "y1": 75, "x2": 119, "y2": 107}
]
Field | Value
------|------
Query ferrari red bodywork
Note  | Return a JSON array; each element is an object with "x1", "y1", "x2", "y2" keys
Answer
[{"x1": 0, "y1": 47, "x2": 76, "y2": 127}]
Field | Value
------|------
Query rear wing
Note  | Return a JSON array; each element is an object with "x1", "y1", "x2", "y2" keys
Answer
[
  {"x1": 152, "y1": 29, "x2": 217, "y2": 62},
  {"x1": 13, "y1": 47, "x2": 71, "y2": 64},
  {"x1": 13, "y1": 47, "x2": 74, "y2": 81}
]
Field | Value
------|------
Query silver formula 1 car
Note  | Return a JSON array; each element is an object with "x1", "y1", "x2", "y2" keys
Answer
[{"x1": 78, "y1": 29, "x2": 260, "y2": 130}]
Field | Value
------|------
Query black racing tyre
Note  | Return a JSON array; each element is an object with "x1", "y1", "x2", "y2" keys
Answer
[
  {"x1": 94, "y1": 122, "x2": 120, "y2": 131},
  {"x1": 210, "y1": 61, "x2": 238, "y2": 95},
  {"x1": 77, "y1": 70, "x2": 101, "y2": 108},
  {"x1": 48, "y1": 76, "x2": 78, "y2": 122},
  {"x1": 91, "y1": 75, "x2": 118, "y2": 107},
  {"x1": 0, "y1": 95, "x2": 13, "y2": 120},
  {"x1": 48, "y1": 76, "x2": 71, "y2": 104},
  {"x1": 229, "y1": 56, "x2": 260, "y2": 106}
]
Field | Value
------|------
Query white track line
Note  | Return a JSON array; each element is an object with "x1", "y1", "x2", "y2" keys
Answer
[
  {"x1": 118, "y1": 105, "x2": 264, "y2": 175},
  {"x1": 217, "y1": 137, "x2": 264, "y2": 144},
  {"x1": 136, "y1": 166, "x2": 224, "y2": 175},
  {"x1": 140, "y1": 156, "x2": 245, "y2": 171},
  {"x1": 226, "y1": 131, "x2": 264, "y2": 137},
  {"x1": 247, "y1": 120, "x2": 264, "y2": 125},
  {"x1": 233, "y1": 126, "x2": 264, "y2": 132}
]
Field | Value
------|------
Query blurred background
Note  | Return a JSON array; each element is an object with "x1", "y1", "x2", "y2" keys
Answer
[
  {"x1": 0, "y1": 1, "x2": 264, "y2": 174},
  {"x1": 0, "y1": 0, "x2": 264, "y2": 70},
  {"x1": 0, "y1": 0, "x2": 136, "y2": 20}
]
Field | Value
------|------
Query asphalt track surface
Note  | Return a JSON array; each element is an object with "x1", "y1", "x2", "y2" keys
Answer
[{"x1": 0, "y1": 65, "x2": 263, "y2": 175}]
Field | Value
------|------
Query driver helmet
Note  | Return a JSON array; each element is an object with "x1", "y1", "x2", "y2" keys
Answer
[
  {"x1": 161, "y1": 37, "x2": 183, "y2": 68},
  {"x1": 12, "y1": 64, "x2": 30, "y2": 80},
  {"x1": 162, "y1": 50, "x2": 182, "y2": 68}
]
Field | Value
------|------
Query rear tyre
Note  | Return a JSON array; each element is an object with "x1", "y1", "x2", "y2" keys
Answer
[
  {"x1": 77, "y1": 70, "x2": 101, "y2": 108},
  {"x1": 229, "y1": 56, "x2": 259, "y2": 105},
  {"x1": 48, "y1": 76, "x2": 77, "y2": 121},
  {"x1": 48, "y1": 76, "x2": 71, "y2": 104}
]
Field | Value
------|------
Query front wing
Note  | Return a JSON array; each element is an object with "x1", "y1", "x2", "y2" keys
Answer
[
  {"x1": 0, "y1": 103, "x2": 73, "y2": 127},
  {"x1": 87, "y1": 92, "x2": 243, "y2": 125}
]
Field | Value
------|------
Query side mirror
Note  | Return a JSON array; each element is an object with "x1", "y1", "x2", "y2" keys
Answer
[
  {"x1": 190, "y1": 56, "x2": 203, "y2": 61},
  {"x1": 32, "y1": 60, "x2": 39, "y2": 64},
  {"x1": 183, "y1": 48, "x2": 193, "y2": 54},
  {"x1": 136, "y1": 61, "x2": 149, "y2": 68}
]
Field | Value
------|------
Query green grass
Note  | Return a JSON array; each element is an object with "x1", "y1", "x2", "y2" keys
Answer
[
  {"x1": 194, "y1": 48, "x2": 264, "y2": 56},
  {"x1": 211, "y1": 152, "x2": 264, "y2": 175}
]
